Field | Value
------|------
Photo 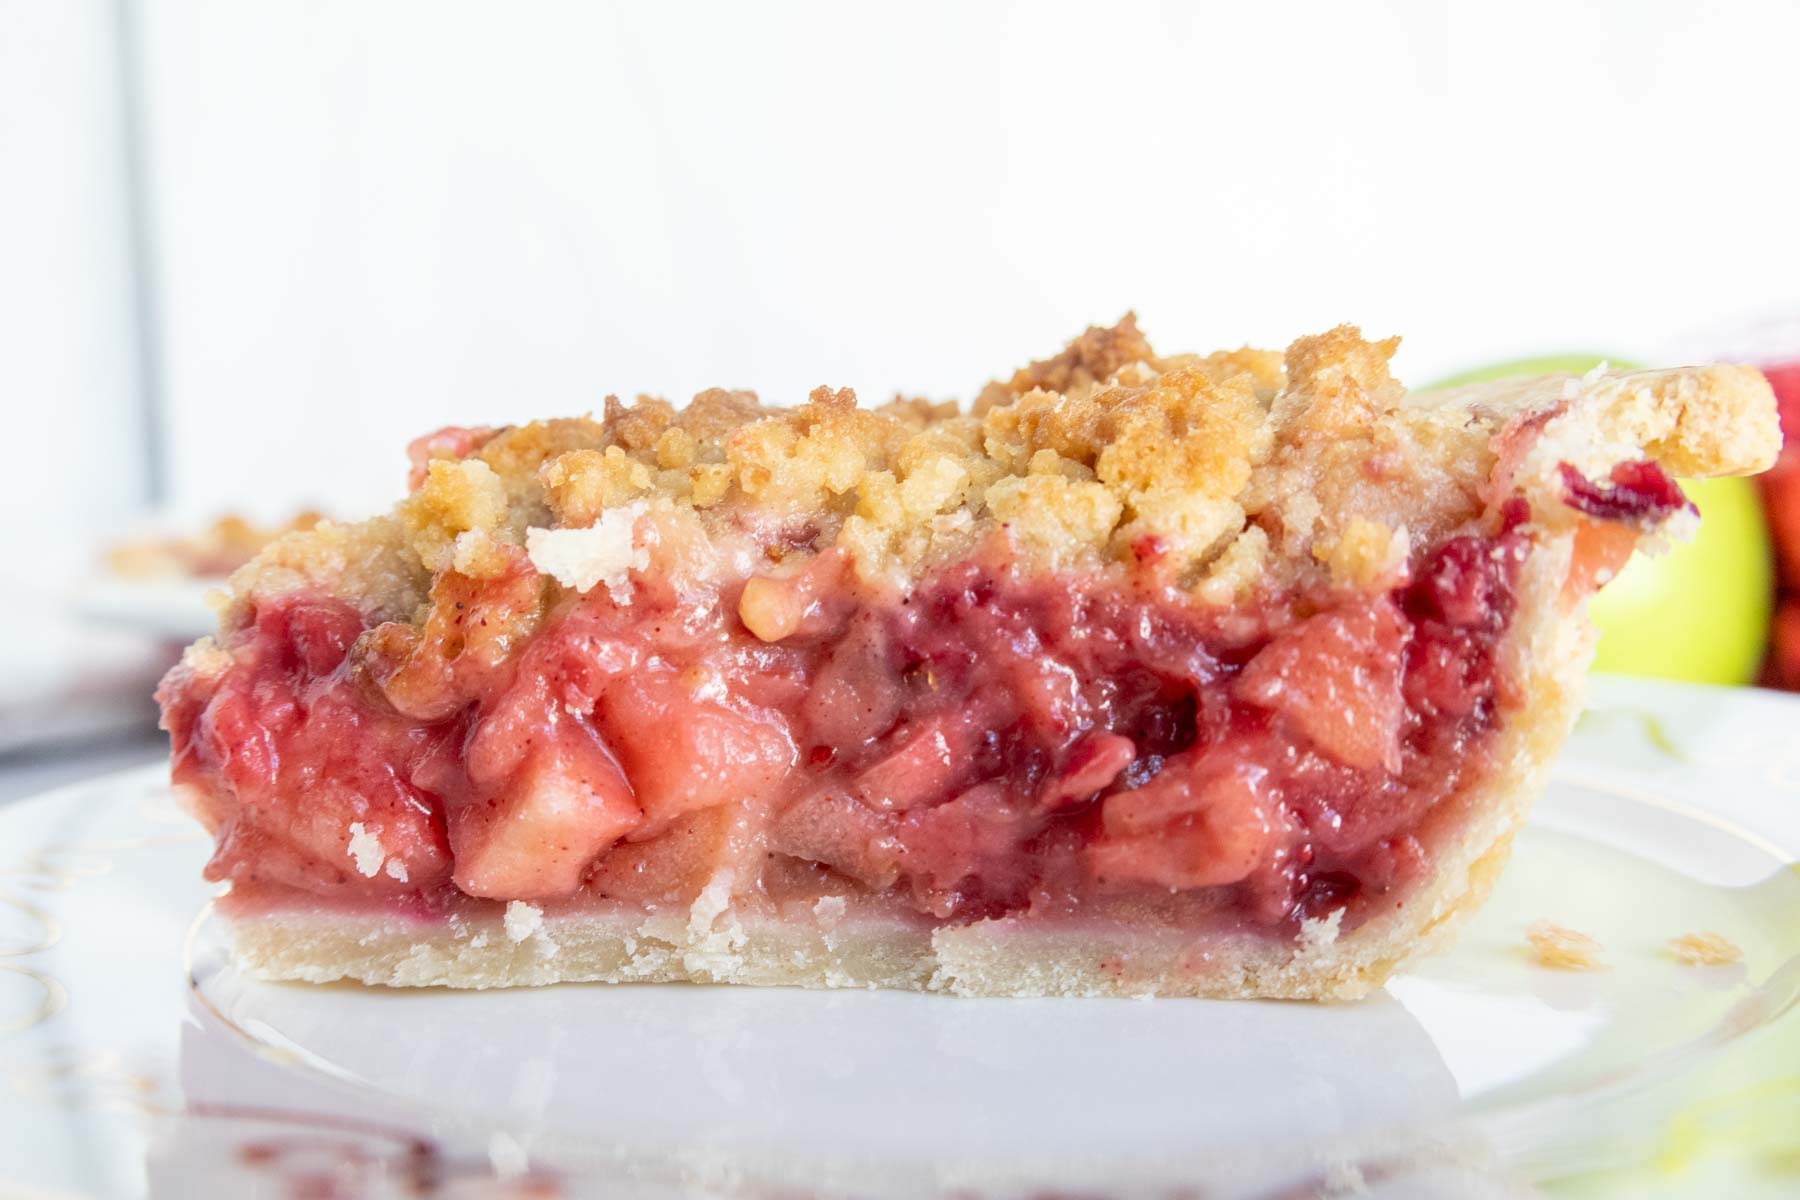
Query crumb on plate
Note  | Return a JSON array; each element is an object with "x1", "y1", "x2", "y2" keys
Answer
[
  {"x1": 1666, "y1": 930, "x2": 1742, "y2": 967},
  {"x1": 1526, "y1": 919, "x2": 1609, "y2": 971}
]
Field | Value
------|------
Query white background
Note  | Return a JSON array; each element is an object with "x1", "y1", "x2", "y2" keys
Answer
[
  {"x1": 6, "y1": 0, "x2": 1800, "y2": 555},
  {"x1": 2, "y1": 1, "x2": 144, "y2": 572}
]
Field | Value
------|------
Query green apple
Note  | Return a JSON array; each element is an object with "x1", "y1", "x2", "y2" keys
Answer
[
  {"x1": 1425, "y1": 356, "x2": 1774, "y2": 685},
  {"x1": 1426, "y1": 354, "x2": 1643, "y2": 389},
  {"x1": 1586, "y1": 474, "x2": 1773, "y2": 684}
]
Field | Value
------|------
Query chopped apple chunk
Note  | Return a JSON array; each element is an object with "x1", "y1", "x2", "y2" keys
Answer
[{"x1": 451, "y1": 719, "x2": 641, "y2": 899}]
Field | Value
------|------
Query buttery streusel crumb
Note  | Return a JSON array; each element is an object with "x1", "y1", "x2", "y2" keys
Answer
[
  {"x1": 1526, "y1": 920, "x2": 1609, "y2": 971},
  {"x1": 1666, "y1": 931, "x2": 1743, "y2": 967},
  {"x1": 217, "y1": 315, "x2": 1778, "y2": 640}
]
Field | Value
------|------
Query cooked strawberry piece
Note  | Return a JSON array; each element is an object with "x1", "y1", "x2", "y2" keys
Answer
[
  {"x1": 850, "y1": 704, "x2": 997, "y2": 812},
  {"x1": 1038, "y1": 733, "x2": 1135, "y2": 810},
  {"x1": 202, "y1": 823, "x2": 347, "y2": 894},
  {"x1": 1401, "y1": 531, "x2": 1525, "y2": 716},
  {"x1": 1283, "y1": 751, "x2": 1405, "y2": 854},
  {"x1": 451, "y1": 714, "x2": 641, "y2": 899},
  {"x1": 1235, "y1": 597, "x2": 1410, "y2": 773},
  {"x1": 196, "y1": 669, "x2": 291, "y2": 803},
  {"x1": 896, "y1": 783, "x2": 1038, "y2": 917},
  {"x1": 1414, "y1": 536, "x2": 1518, "y2": 631},
  {"x1": 203, "y1": 770, "x2": 451, "y2": 895},
  {"x1": 1004, "y1": 648, "x2": 1085, "y2": 736},
  {"x1": 800, "y1": 611, "x2": 905, "y2": 749},
  {"x1": 165, "y1": 602, "x2": 456, "y2": 895},
  {"x1": 1402, "y1": 631, "x2": 1491, "y2": 718},
  {"x1": 286, "y1": 600, "x2": 363, "y2": 675},
  {"x1": 1558, "y1": 460, "x2": 1692, "y2": 526},
  {"x1": 526, "y1": 608, "x2": 646, "y2": 716}
]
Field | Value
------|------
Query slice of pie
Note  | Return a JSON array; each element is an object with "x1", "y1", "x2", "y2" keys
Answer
[{"x1": 158, "y1": 318, "x2": 1779, "y2": 999}]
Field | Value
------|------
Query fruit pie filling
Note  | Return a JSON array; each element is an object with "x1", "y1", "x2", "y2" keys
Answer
[{"x1": 157, "y1": 460, "x2": 1681, "y2": 942}]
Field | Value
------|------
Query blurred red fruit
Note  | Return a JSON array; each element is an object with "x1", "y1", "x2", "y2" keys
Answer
[
  {"x1": 1760, "y1": 363, "x2": 1800, "y2": 689},
  {"x1": 1761, "y1": 363, "x2": 1800, "y2": 586},
  {"x1": 1764, "y1": 600, "x2": 1800, "y2": 690}
]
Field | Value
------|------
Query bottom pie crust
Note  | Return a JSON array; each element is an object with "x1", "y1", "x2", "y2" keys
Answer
[
  {"x1": 214, "y1": 540, "x2": 1581, "y2": 1002},
  {"x1": 220, "y1": 826, "x2": 1518, "y2": 1000}
]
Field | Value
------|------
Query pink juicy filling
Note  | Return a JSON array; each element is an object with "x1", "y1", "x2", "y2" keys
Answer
[{"x1": 159, "y1": 528, "x2": 1527, "y2": 939}]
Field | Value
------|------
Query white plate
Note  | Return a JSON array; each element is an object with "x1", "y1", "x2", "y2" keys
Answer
[{"x1": 2, "y1": 677, "x2": 1797, "y2": 1199}]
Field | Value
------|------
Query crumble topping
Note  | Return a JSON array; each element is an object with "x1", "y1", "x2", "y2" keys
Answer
[
  {"x1": 1297, "y1": 907, "x2": 1346, "y2": 953},
  {"x1": 345, "y1": 822, "x2": 387, "y2": 879},
  {"x1": 525, "y1": 503, "x2": 647, "y2": 601},
  {"x1": 1525, "y1": 920, "x2": 1609, "y2": 971},
  {"x1": 1667, "y1": 930, "x2": 1743, "y2": 966},
  {"x1": 346, "y1": 822, "x2": 412, "y2": 883},
  {"x1": 503, "y1": 901, "x2": 545, "y2": 943},
  {"x1": 812, "y1": 895, "x2": 848, "y2": 931},
  {"x1": 214, "y1": 315, "x2": 1776, "y2": 638},
  {"x1": 1315, "y1": 516, "x2": 1411, "y2": 590}
]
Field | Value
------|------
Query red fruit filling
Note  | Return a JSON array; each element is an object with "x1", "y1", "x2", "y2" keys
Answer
[
  {"x1": 160, "y1": 528, "x2": 1531, "y2": 940},
  {"x1": 1557, "y1": 460, "x2": 1692, "y2": 526}
]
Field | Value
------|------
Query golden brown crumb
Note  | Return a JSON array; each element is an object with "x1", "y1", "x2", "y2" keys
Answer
[
  {"x1": 1314, "y1": 516, "x2": 1410, "y2": 589},
  {"x1": 1526, "y1": 920, "x2": 1609, "y2": 971},
  {"x1": 203, "y1": 316, "x2": 1777, "y2": 638},
  {"x1": 975, "y1": 311, "x2": 1159, "y2": 407},
  {"x1": 1666, "y1": 931, "x2": 1742, "y2": 967},
  {"x1": 393, "y1": 317, "x2": 1488, "y2": 595}
]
